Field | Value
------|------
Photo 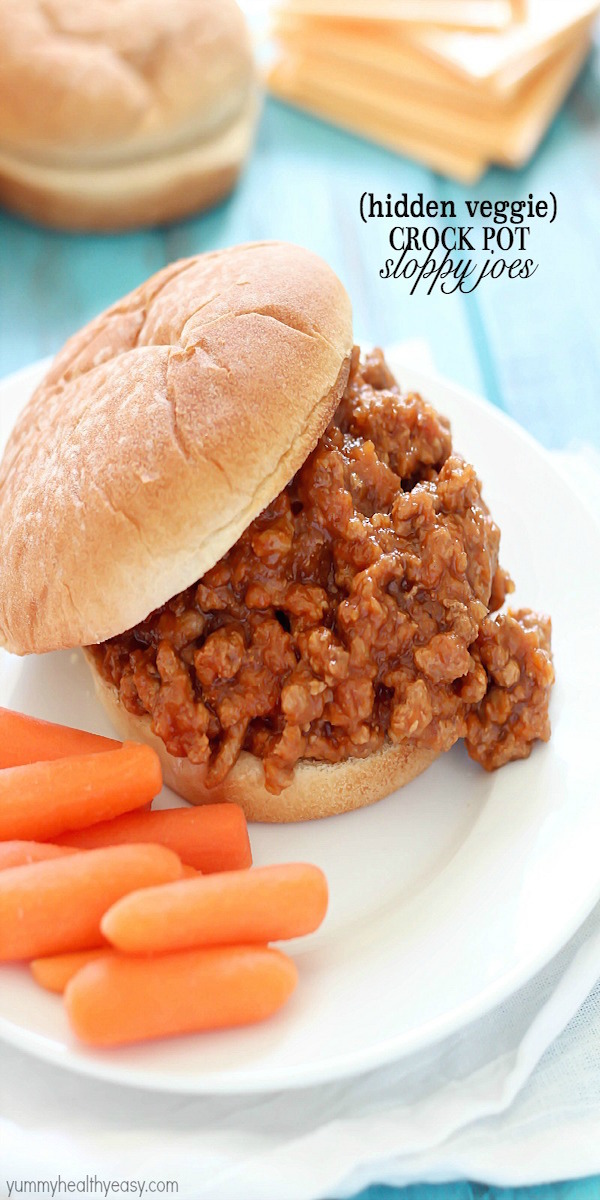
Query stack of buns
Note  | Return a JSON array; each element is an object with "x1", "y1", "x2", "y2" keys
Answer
[
  {"x1": 267, "y1": 0, "x2": 599, "y2": 182},
  {"x1": 0, "y1": 0, "x2": 258, "y2": 231}
]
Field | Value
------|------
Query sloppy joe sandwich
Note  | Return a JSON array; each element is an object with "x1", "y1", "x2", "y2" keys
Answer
[
  {"x1": 0, "y1": 241, "x2": 554, "y2": 821},
  {"x1": 0, "y1": 0, "x2": 257, "y2": 231}
]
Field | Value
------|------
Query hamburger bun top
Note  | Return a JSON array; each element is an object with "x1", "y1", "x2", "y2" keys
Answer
[
  {"x1": 0, "y1": 242, "x2": 353, "y2": 655},
  {"x1": 0, "y1": 0, "x2": 254, "y2": 166}
]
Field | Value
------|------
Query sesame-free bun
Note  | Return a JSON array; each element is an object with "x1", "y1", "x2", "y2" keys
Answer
[
  {"x1": 0, "y1": 102, "x2": 258, "y2": 232},
  {"x1": 0, "y1": 0, "x2": 257, "y2": 230},
  {"x1": 0, "y1": 242, "x2": 353, "y2": 655},
  {"x1": 87, "y1": 655, "x2": 439, "y2": 822}
]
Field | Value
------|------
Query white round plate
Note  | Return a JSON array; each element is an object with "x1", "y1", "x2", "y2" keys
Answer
[{"x1": 0, "y1": 353, "x2": 599, "y2": 1095}]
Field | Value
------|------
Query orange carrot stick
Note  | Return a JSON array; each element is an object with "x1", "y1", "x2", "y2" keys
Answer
[
  {"x1": 0, "y1": 843, "x2": 183, "y2": 960},
  {"x1": 0, "y1": 841, "x2": 79, "y2": 870},
  {"x1": 31, "y1": 948, "x2": 114, "y2": 994},
  {"x1": 0, "y1": 743, "x2": 162, "y2": 842},
  {"x1": 102, "y1": 863, "x2": 328, "y2": 955},
  {"x1": 65, "y1": 945, "x2": 298, "y2": 1046},
  {"x1": 56, "y1": 804, "x2": 252, "y2": 872},
  {"x1": 0, "y1": 708, "x2": 119, "y2": 768}
]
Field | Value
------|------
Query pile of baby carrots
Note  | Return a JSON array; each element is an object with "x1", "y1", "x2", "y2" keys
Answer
[{"x1": 0, "y1": 707, "x2": 328, "y2": 1048}]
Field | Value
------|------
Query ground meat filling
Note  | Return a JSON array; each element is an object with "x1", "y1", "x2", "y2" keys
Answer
[
  {"x1": 464, "y1": 610, "x2": 554, "y2": 770},
  {"x1": 92, "y1": 347, "x2": 554, "y2": 794}
]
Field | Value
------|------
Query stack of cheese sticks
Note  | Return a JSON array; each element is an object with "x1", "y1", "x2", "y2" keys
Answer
[{"x1": 267, "y1": 0, "x2": 599, "y2": 182}]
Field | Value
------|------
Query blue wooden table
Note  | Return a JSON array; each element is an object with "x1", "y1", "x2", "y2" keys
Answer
[
  {"x1": 0, "y1": 29, "x2": 598, "y2": 1200},
  {"x1": 356, "y1": 1186, "x2": 600, "y2": 1200},
  {"x1": 1, "y1": 50, "x2": 599, "y2": 451}
]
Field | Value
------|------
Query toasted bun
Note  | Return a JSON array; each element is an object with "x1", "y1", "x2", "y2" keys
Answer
[
  {"x1": 0, "y1": 0, "x2": 256, "y2": 229},
  {"x1": 0, "y1": 242, "x2": 353, "y2": 655},
  {"x1": 87, "y1": 654, "x2": 439, "y2": 822}
]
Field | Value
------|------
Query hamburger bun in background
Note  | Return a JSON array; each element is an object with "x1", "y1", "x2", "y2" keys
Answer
[
  {"x1": 0, "y1": 0, "x2": 258, "y2": 231},
  {"x1": 0, "y1": 240, "x2": 440, "y2": 821}
]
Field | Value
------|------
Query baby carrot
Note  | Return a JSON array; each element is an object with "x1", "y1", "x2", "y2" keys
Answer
[
  {"x1": 0, "y1": 841, "x2": 79, "y2": 870},
  {"x1": 31, "y1": 948, "x2": 115, "y2": 994},
  {"x1": 0, "y1": 843, "x2": 183, "y2": 960},
  {"x1": 102, "y1": 863, "x2": 328, "y2": 955},
  {"x1": 65, "y1": 946, "x2": 298, "y2": 1046},
  {"x1": 0, "y1": 743, "x2": 162, "y2": 842},
  {"x1": 56, "y1": 804, "x2": 252, "y2": 872},
  {"x1": 0, "y1": 708, "x2": 119, "y2": 768}
]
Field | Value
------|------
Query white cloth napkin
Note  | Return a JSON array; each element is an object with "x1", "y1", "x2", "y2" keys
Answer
[
  {"x1": 1, "y1": 882, "x2": 599, "y2": 1198},
  {"x1": 1, "y1": 342, "x2": 599, "y2": 1200}
]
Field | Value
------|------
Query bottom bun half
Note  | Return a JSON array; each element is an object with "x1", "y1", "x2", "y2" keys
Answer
[
  {"x1": 0, "y1": 99, "x2": 258, "y2": 233},
  {"x1": 86, "y1": 654, "x2": 439, "y2": 823}
]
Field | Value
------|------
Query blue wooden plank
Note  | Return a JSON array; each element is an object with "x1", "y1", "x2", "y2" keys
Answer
[
  {"x1": 353, "y1": 1179, "x2": 600, "y2": 1200},
  {"x1": 435, "y1": 48, "x2": 600, "y2": 450},
  {"x1": 0, "y1": 214, "x2": 168, "y2": 373}
]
